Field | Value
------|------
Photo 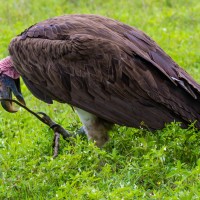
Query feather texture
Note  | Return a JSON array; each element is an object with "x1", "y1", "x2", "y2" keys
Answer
[{"x1": 8, "y1": 14, "x2": 200, "y2": 130}]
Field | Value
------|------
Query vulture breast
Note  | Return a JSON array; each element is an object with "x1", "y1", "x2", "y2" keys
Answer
[{"x1": 8, "y1": 14, "x2": 200, "y2": 130}]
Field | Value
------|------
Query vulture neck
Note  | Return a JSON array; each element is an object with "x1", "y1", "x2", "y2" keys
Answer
[{"x1": 0, "y1": 56, "x2": 20, "y2": 79}]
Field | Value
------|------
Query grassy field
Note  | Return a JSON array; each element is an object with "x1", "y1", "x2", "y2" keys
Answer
[{"x1": 0, "y1": 0, "x2": 200, "y2": 199}]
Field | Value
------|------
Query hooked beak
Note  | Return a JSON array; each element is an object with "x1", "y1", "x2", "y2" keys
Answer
[{"x1": 0, "y1": 74, "x2": 26, "y2": 112}]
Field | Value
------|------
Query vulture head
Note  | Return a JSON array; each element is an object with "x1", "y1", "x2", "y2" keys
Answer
[{"x1": 0, "y1": 57, "x2": 25, "y2": 112}]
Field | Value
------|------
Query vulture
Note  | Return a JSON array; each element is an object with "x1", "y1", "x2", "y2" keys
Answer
[{"x1": 0, "y1": 14, "x2": 200, "y2": 147}]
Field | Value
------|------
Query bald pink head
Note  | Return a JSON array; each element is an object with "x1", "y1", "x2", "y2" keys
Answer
[{"x1": 0, "y1": 56, "x2": 20, "y2": 79}]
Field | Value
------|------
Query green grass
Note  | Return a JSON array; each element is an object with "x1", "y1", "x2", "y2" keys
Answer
[{"x1": 1, "y1": 0, "x2": 200, "y2": 199}]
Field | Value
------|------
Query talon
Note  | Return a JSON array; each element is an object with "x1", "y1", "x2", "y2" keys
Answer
[
  {"x1": 37, "y1": 112, "x2": 49, "y2": 118},
  {"x1": 76, "y1": 126, "x2": 87, "y2": 137},
  {"x1": 37, "y1": 112, "x2": 56, "y2": 127},
  {"x1": 53, "y1": 131, "x2": 60, "y2": 159},
  {"x1": 37, "y1": 111, "x2": 72, "y2": 139}
]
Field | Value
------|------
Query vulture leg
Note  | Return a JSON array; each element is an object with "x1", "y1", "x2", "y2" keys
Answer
[{"x1": 75, "y1": 107, "x2": 113, "y2": 147}]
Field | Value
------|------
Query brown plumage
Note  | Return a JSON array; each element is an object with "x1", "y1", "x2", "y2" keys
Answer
[{"x1": 8, "y1": 14, "x2": 200, "y2": 139}]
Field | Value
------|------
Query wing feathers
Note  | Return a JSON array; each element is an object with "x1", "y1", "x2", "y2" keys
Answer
[{"x1": 9, "y1": 14, "x2": 200, "y2": 129}]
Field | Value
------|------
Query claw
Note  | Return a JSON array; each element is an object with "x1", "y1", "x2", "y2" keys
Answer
[
  {"x1": 37, "y1": 112, "x2": 71, "y2": 139},
  {"x1": 76, "y1": 126, "x2": 87, "y2": 136},
  {"x1": 37, "y1": 112, "x2": 57, "y2": 127}
]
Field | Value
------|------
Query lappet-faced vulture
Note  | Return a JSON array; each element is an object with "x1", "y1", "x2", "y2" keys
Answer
[{"x1": 0, "y1": 14, "x2": 200, "y2": 147}]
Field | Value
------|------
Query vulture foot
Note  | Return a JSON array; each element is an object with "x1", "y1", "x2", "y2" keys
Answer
[
  {"x1": 37, "y1": 112, "x2": 72, "y2": 139},
  {"x1": 76, "y1": 126, "x2": 87, "y2": 137},
  {"x1": 37, "y1": 112, "x2": 87, "y2": 158},
  {"x1": 38, "y1": 112, "x2": 73, "y2": 158}
]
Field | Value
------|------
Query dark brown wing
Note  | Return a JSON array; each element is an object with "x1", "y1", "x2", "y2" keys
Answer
[{"x1": 9, "y1": 14, "x2": 200, "y2": 129}]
